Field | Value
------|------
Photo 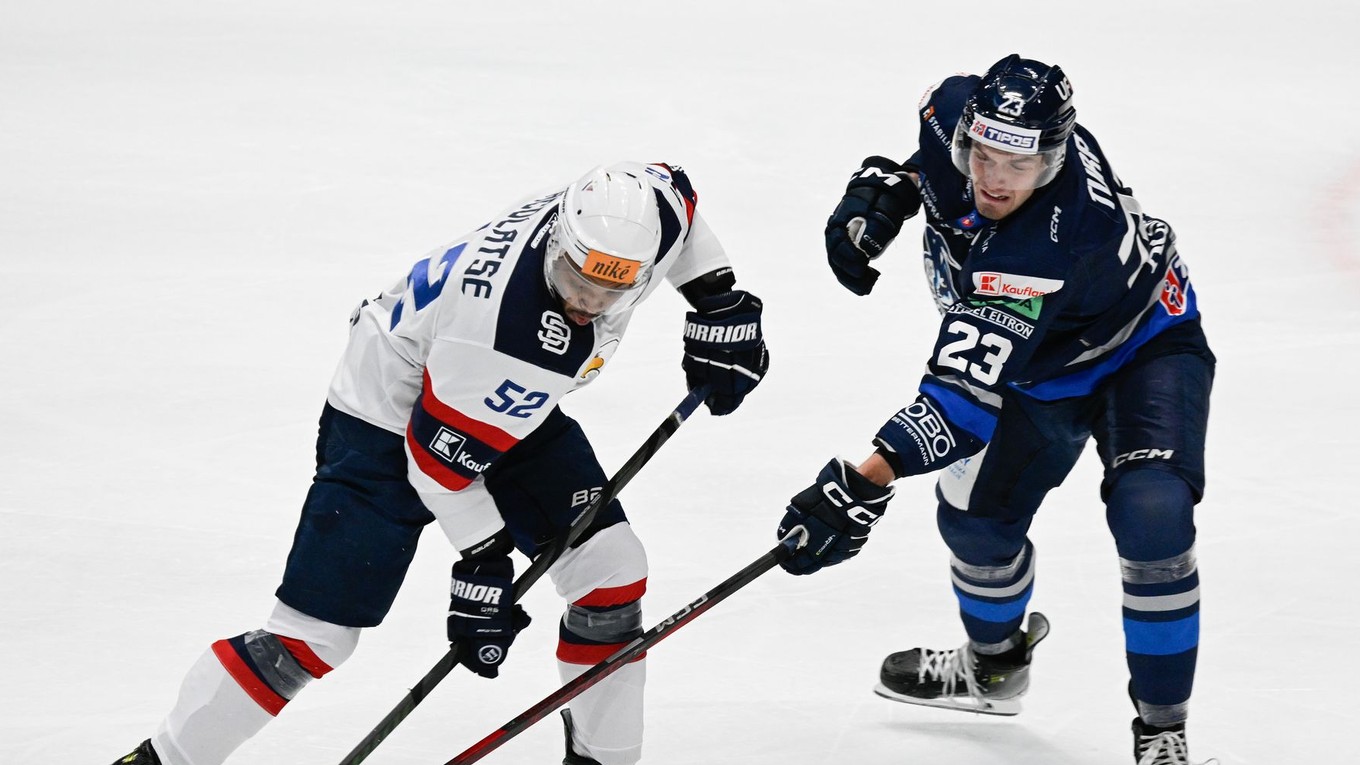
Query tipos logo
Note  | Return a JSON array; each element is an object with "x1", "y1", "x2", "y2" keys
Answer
[{"x1": 969, "y1": 114, "x2": 1040, "y2": 153}]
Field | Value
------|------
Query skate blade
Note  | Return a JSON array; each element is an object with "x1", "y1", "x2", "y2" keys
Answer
[{"x1": 873, "y1": 683, "x2": 1023, "y2": 716}]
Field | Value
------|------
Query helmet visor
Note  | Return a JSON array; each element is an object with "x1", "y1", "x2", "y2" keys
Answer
[
  {"x1": 544, "y1": 243, "x2": 648, "y2": 319},
  {"x1": 951, "y1": 115, "x2": 1065, "y2": 190}
]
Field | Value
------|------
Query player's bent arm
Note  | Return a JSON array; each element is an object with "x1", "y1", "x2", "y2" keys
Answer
[
  {"x1": 870, "y1": 390, "x2": 989, "y2": 481},
  {"x1": 774, "y1": 390, "x2": 985, "y2": 576},
  {"x1": 665, "y1": 210, "x2": 732, "y2": 289},
  {"x1": 672, "y1": 213, "x2": 769, "y2": 416},
  {"x1": 678, "y1": 267, "x2": 736, "y2": 308},
  {"x1": 855, "y1": 452, "x2": 897, "y2": 488}
]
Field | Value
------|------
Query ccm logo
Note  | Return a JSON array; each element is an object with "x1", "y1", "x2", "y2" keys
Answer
[
  {"x1": 1112, "y1": 448, "x2": 1174, "y2": 468},
  {"x1": 821, "y1": 482, "x2": 884, "y2": 527}
]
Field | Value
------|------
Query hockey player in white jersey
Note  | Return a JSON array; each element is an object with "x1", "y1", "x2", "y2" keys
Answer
[{"x1": 110, "y1": 162, "x2": 769, "y2": 765}]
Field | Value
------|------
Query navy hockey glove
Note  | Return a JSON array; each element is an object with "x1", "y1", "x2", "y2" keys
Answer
[
  {"x1": 777, "y1": 458, "x2": 894, "y2": 575},
  {"x1": 682, "y1": 290, "x2": 769, "y2": 416},
  {"x1": 825, "y1": 156, "x2": 921, "y2": 295},
  {"x1": 448, "y1": 555, "x2": 531, "y2": 679}
]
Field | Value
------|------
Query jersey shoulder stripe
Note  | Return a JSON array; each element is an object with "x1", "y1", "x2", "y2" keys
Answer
[
  {"x1": 488, "y1": 224, "x2": 599, "y2": 377},
  {"x1": 655, "y1": 162, "x2": 697, "y2": 222}
]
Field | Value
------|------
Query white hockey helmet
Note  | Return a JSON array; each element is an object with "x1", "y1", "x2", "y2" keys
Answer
[{"x1": 544, "y1": 164, "x2": 662, "y2": 320}]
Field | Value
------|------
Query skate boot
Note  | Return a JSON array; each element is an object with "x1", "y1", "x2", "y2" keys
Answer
[
  {"x1": 110, "y1": 740, "x2": 161, "y2": 765},
  {"x1": 560, "y1": 709, "x2": 602, "y2": 765},
  {"x1": 1132, "y1": 717, "x2": 1218, "y2": 765},
  {"x1": 874, "y1": 611, "x2": 1049, "y2": 715}
]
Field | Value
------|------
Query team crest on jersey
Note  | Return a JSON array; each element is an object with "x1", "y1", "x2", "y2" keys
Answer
[
  {"x1": 538, "y1": 310, "x2": 571, "y2": 355},
  {"x1": 1160, "y1": 267, "x2": 1187, "y2": 316}
]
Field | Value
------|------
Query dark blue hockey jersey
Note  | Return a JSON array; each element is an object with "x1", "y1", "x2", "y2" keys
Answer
[{"x1": 875, "y1": 75, "x2": 1202, "y2": 477}]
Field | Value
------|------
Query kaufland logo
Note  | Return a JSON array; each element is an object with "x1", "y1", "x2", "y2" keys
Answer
[
  {"x1": 975, "y1": 271, "x2": 1063, "y2": 298},
  {"x1": 970, "y1": 114, "x2": 1040, "y2": 154},
  {"x1": 430, "y1": 427, "x2": 491, "y2": 473},
  {"x1": 431, "y1": 427, "x2": 467, "y2": 463}
]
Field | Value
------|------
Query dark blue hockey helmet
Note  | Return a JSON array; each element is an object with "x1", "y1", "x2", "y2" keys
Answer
[{"x1": 952, "y1": 54, "x2": 1076, "y2": 189}]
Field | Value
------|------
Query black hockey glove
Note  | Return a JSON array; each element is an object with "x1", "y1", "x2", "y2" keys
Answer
[
  {"x1": 777, "y1": 458, "x2": 894, "y2": 575},
  {"x1": 682, "y1": 290, "x2": 769, "y2": 416},
  {"x1": 825, "y1": 156, "x2": 921, "y2": 295},
  {"x1": 448, "y1": 554, "x2": 531, "y2": 679}
]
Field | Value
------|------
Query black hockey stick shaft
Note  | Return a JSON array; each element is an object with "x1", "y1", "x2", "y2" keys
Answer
[
  {"x1": 337, "y1": 386, "x2": 711, "y2": 765},
  {"x1": 445, "y1": 531, "x2": 805, "y2": 765}
]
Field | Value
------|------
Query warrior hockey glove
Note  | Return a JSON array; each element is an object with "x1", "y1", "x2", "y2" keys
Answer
[
  {"x1": 825, "y1": 156, "x2": 921, "y2": 295},
  {"x1": 448, "y1": 553, "x2": 531, "y2": 679},
  {"x1": 778, "y1": 458, "x2": 894, "y2": 575},
  {"x1": 682, "y1": 290, "x2": 769, "y2": 416}
]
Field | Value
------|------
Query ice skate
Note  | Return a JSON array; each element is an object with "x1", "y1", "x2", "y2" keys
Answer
[
  {"x1": 109, "y1": 740, "x2": 161, "y2": 765},
  {"x1": 560, "y1": 709, "x2": 602, "y2": 765},
  {"x1": 1132, "y1": 716, "x2": 1218, "y2": 765},
  {"x1": 874, "y1": 612, "x2": 1049, "y2": 715}
]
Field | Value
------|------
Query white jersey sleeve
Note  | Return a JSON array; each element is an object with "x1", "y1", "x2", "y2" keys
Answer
[{"x1": 664, "y1": 209, "x2": 730, "y2": 287}]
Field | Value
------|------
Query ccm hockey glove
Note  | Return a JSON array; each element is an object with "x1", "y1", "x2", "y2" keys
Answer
[
  {"x1": 825, "y1": 156, "x2": 921, "y2": 295},
  {"x1": 778, "y1": 458, "x2": 894, "y2": 575},
  {"x1": 448, "y1": 548, "x2": 531, "y2": 679},
  {"x1": 682, "y1": 290, "x2": 769, "y2": 416}
]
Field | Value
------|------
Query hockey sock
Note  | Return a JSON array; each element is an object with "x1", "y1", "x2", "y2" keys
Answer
[
  {"x1": 949, "y1": 542, "x2": 1036, "y2": 649},
  {"x1": 1108, "y1": 470, "x2": 1199, "y2": 725}
]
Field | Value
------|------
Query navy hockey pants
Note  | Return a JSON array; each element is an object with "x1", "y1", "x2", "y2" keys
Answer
[
  {"x1": 935, "y1": 326, "x2": 1213, "y2": 720},
  {"x1": 275, "y1": 403, "x2": 626, "y2": 628}
]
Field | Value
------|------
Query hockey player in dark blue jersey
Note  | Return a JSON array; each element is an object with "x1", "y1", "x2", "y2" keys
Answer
[{"x1": 775, "y1": 55, "x2": 1216, "y2": 765}]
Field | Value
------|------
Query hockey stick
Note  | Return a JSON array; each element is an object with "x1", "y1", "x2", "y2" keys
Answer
[
  {"x1": 444, "y1": 528, "x2": 808, "y2": 765},
  {"x1": 337, "y1": 386, "x2": 711, "y2": 765}
]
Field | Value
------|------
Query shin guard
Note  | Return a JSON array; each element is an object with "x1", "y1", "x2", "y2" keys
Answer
[
  {"x1": 550, "y1": 523, "x2": 648, "y2": 765},
  {"x1": 153, "y1": 603, "x2": 358, "y2": 765},
  {"x1": 1108, "y1": 469, "x2": 1200, "y2": 725}
]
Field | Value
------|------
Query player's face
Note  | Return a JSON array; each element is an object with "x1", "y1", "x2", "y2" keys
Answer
[
  {"x1": 548, "y1": 252, "x2": 633, "y2": 325},
  {"x1": 969, "y1": 143, "x2": 1044, "y2": 219}
]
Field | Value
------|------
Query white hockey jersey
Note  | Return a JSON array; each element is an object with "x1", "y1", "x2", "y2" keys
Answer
[{"x1": 326, "y1": 163, "x2": 728, "y2": 550}]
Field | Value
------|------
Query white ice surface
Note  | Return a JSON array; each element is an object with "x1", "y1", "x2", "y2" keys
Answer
[{"x1": 3, "y1": 2, "x2": 1357, "y2": 763}]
